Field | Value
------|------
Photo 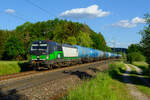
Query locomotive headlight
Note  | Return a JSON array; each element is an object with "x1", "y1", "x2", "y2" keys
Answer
[{"x1": 47, "y1": 55, "x2": 49, "y2": 59}]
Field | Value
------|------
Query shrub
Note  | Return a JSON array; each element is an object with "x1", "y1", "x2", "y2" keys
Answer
[
  {"x1": 127, "y1": 52, "x2": 145, "y2": 63},
  {"x1": 0, "y1": 61, "x2": 21, "y2": 75}
]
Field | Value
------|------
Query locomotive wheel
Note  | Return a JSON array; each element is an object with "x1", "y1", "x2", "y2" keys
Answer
[{"x1": 47, "y1": 64, "x2": 53, "y2": 70}]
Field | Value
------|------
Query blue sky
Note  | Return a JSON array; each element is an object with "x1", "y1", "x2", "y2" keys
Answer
[{"x1": 1, "y1": 0, "x2": 150, "y2": 48}]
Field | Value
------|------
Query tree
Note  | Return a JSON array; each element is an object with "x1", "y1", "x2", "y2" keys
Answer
[
  {"x1": 0, "y1": 18, "x2": 111, "y2": 60},
  {"x1": 127, "y1": 44, "x2": 142, "y2": 53},
  {"x1": 127, "y1": 52, "x2": 145, "y2": 64},
  {"x1": 91, "y1": 32, "x2": 111, "y2": 51},
  {"x1": 140, "y1": 14, "x2": 150, "y2": 64},
  {"x1": 65, "y1": 36, "x2": 77, "y2": 45},
  {"x1": 127, "y1": 44, "x2": 145, "y2": 63},
  {"x1": 3, "y1": 36, "x2": 25, "y2": 60},
  {"x1": 53, "y1": 20, "x2": 81, "y2": 44},
  {"x1": 0, "y1": 30, "x2": 10, "y2": 59},
  {"x1": 76, "y1": 31, "x2": 93, "y2": 47},
  {"x1": 0, "y1": 30, "x2": 5, "y2": 59}
]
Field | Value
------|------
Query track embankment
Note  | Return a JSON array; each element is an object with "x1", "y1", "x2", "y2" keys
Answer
[
  {"x1": 0, "y1": 60, "x2": 115, "y2": 100},
  {"x1": 0, "y1": 71, "x2": 36, "y2": 81}
]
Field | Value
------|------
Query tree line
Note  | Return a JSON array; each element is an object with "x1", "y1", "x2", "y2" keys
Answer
[
  {"x1": 127, "y1": 14, "x2": 150, "y2": 66},
  {"x1": 0, "y1": 18, "x2": 111, "y2": 60}
]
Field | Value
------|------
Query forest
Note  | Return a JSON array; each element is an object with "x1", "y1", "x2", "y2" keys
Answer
[{"x1": 0, "y1": 18, "x2": 111, "y2": 60}]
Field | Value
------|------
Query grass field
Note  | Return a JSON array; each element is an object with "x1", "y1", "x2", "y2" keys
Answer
[
  {"x1": 0, "y1": 61, "x2": 27, "y2": 75},
  {"x1": 128, "y1": 64, "x2": 138, "y2": 74},
  {"x1": 62, "y1": 62, "x2": 133, "y2": 100},
  {"x1": 133, "y1": 61, "x2": 148, "y2": 68},
  {"x1": 132, "y1": 61, "x2": 149, "y2": 75}
]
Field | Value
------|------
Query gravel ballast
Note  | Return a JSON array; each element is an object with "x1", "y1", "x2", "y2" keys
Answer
[{"x1": 0, "y1": 61, "x2": 110, "y2": 100}]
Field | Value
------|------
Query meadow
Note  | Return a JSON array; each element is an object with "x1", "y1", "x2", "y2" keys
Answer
[
  {"x1": 62, "y1": 62, "x2": 134, "y2": 100},
  {"x1": 0, "y1": 61, "x2": 29, "y2": 75}
]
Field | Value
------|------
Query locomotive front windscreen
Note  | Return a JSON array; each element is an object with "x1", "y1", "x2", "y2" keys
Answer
[{"x1": 31, "y1": 44, "x2": 47, "y2": 51}]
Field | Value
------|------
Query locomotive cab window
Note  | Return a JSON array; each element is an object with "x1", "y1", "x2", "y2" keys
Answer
[
  {"x1": 31, "y1": 44, "x2": 47, "y2": 51},
  {"x1": 39, "y1": 44, "x2": 47, "y2": 50}
]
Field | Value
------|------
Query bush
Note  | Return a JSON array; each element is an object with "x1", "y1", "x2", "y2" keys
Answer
[
  {"x1": 127, "y1": 52, "x2": 145, "y2": 63},
  {"x1": 3, "y1": 36, "x2": 25, "y2": 60},
  {"x1": 109, "y1": 62, "x2": 126, "y2": 78},
  {"x1": 0, "y1": 61, "x2": 21, "y2": 75}
]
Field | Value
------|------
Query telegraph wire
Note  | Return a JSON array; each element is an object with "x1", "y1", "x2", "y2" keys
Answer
[
  {"x1": 16, "y1": 12, "x2": 38, "y2": 22},
  {"x1": 3, "y1": 0, "x2": 57, "y2": 29},
  {"x1": 7, "y1": 13, "x2": 27, "y2": 22},
  {"x1": 5, "y1": 10, "x2": 40, "y2": 23},
  {"x1": 25, "y1": 0, "x2": 56, "y2": 17}
]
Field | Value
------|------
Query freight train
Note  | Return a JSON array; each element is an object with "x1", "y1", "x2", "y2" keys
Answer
[{"x1": 29, "y1": 40, "x2": 121, "y2": 69}]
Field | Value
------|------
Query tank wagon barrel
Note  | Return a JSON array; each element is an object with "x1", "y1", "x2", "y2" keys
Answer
[{"x1": 29, "y1": 40, "x2": 121, "y2": 70}]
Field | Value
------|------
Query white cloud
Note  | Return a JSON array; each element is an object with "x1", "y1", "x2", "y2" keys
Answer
[
  {"x1": 112, "y1": 20, "x2": 136, "y2": 28},
  {"x1": 112, "y1": 17, "x2": 146, "y2": 28},
  {"x1": 59, "y1": 5, "x2": 110, "y2": 19},
  {"x1": 131, "y1": 17, "x2": 145, "y2": 24},
  {"x1": 5, "y1": 9, "x2": 16, "y2": 14}
]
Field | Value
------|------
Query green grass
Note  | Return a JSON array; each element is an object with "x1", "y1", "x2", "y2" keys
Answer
[
  {"x1": 132, "y1": 61, "x2": 149, "y2": 75},
  {"x1": 62, "y1": 62, "x2": 133, "y2": 100},
  {"x1": 133, "y1": 61, "x2": 148, "y2": 67},
  {"x1": 128, "y1": 61, "x2": 150, "y2": 98},
  {"x1": 128, "y1": 75, "x2": 150, "y2": 98},
  {"x1": 0, "y1": 61, "x2": 23, "y2": 75},
  {"x1": 136, "y1": 84, "x2": 150, "y2": 98},
  {"x1": 128, "y1": 64, "x2": 138, "y2": 74},
  {"x1": 111, "y1": 61, "x2": 150, "y2": 98},
  {"x1": 109, "y1": 61, "x2": 126, "y2": 76}
]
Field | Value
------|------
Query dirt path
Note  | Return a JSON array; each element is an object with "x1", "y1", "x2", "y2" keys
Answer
[
  {"x1": 129, "y1": 64, "x2": 150, "y2": 87},
  {"x1": 129, "y1": 64, "x2": 143, "y2": 74},
  {"x1": 123, "y1": 64, "x2": 149, "y2": 100}
]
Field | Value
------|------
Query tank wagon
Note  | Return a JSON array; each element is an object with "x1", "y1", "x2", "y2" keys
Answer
[{"x1": 29, "y1": 40, "x2": 121, "y2": 69}]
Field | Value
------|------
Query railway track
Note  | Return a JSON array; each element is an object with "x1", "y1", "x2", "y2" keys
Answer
[
  {"x1": 0, "y1": 59, "x2": 112, "y2": 82},
  {"x1": 0, "y1": 71, "x2": 36, "y2": 81},
  {"x1": 0, "y1": 59, "x2": 119, "y2": 96}
]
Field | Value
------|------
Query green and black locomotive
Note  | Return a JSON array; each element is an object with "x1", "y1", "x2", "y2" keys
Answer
[{"x1": 29, "y1": 40, "x2": 80, "y2": 69}]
